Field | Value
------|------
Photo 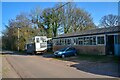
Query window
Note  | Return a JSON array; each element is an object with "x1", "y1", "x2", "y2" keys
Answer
[
  {"x1": 59, "y1": 39, "x2": 62, "y2": 45},
  {"x1": 89, "y1": 37, "x2": 93, "y2": 45},
  {"x1": 65, "y1": 39, "x2": 67, "y2": 45},
  {"x1": 36, "y1": 38, "x2": 39, "y2": 43},
  {"x1": 56, "y1": 40, "x2": 59, "y2": 45},
  {"x1": 58, "y1": 40, "x2": 60, "y2": 45},
  {"x1": 66, "y1": 47, "x2": 74, "y2": 51},
  {"x1": 67, "y1": 39, "x2": 71, "y2": 45},
  {"x1": 92, "y1": 36, "x2": 96, "y2": 45},
  {"x1": 73, "y1": 38, "x2": 76, "y2": 45},
  {"x1": 84, "y1": 37, "x2": 89, "y2": 45},
  {"x1": 61, "y1": 39, "x2": 64, "y2": 45},
  {"x1": 53, "y1": 40, "x2": 56, "y2": 45},
  {"x1": 53, "y1": 36, "x2": 98, "y2": 46},
  {"x1": 40, "y1": 43, "x2": 47, "y2": 48},
  {"x1": 97, "y1": 36, "x2": 104, "y2": 44},
  {"x1": 115, "y1": 35, "x2": 120, "y2": 44},
  {"x1": 78, "y1": 36, "x2": 96, "y2": 45},
  {"x1": 41, "y1": 37, "x2": 46, "y2": 42},
  {"x1": 76, "y1": 38, "x2": 79, "y2": 45},
  {"x1": 73, "y1": 38, "x2": 78, "y2": 45},
  {"x1": 78, "y1": 37, "x2": 83, "y2": 45},
  {"x1": 118, "y1": 35, "x2": 120, "y2": 44}
]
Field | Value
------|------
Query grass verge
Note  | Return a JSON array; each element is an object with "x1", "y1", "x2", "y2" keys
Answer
[
  {"x1": 54, "y1": 53, "x2": 119, "y2": 63},
  {"x1": 77, "y1": 53, "x2": 119, "y2": 63}
]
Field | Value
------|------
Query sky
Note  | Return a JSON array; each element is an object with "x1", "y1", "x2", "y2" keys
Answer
[
  {"x1": 0, "y1": 2, "x2": 2, "y2": 36},
  {"x1": 1, "y1": 0, "x2": 119, "y2": 2},
  {"x1": 1, "y1": 2, "x2": 119, "y2": 35}
]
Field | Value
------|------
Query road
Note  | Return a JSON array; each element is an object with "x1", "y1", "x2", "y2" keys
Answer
[{"x1": 2, "y1": 53, "x2": 118, "y2": 78}]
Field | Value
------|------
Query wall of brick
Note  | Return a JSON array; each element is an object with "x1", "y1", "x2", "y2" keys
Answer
[{"x1": 53, "y1": 45, "x2": 106, "y2": 55}]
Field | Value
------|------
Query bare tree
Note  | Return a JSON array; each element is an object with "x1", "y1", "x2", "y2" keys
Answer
[
  {"x1": 42, "y1": 8, "x2": 53, "y2": 37},
  {"x1": 59, "y1": 3, "x2": 95, "y2": 33},
  {"x1": 2, "y1": 13, "x2": 37, "y2": 50},
  {"x1": 30, "y1": 7, "x2": 46, "y2": 36},
  {"x1": 2, "y1": 2, "x2": 96, "y2": 50},
  {"x1": 99, "y1": 14, "x2": 120, "y2": 28}
]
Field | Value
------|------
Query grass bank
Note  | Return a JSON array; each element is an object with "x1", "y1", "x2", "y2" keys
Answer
[
  {"x1": 77, "y1": 53, "x2": 119, "y2": 63},
  {"x1": 54, "y1": 53, "x2": 119, "y2": 63}
]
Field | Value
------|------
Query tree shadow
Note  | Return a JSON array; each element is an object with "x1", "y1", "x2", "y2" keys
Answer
[
  {"x1": 1, "y1": 50, "x2": 54, "y2": 57},
  {"x1": 40, "y1": 53, "x2": 55, "y2": 58},
  {"x1": 70, "y1": 60, "x2": 120, "y2": 78},
  {"x1": 1, "y1": 51, "x2": 31, "y2": 56},
  {"x1": 41, "y1": 53, "x2": 120, "y2": 78}
]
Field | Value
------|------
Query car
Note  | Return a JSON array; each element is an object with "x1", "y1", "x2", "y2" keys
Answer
[{"x1": 54, "y1": 47, "x2": 77, "y2": 58}]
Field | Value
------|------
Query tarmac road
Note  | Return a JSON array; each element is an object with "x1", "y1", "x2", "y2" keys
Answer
[{"x1": 2, "y1": 54, "x2": 117, "y2": 78}]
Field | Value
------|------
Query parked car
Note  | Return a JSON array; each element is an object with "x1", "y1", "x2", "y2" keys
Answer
[{"x1": 54, "y1": 47, "x2": 77, "y2": 58}]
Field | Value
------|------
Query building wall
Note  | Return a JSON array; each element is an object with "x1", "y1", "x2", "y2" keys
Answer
[
  {"x1": 53, "y1": 45, "x2": 106, "y2": 55},
  {"x1": 114, "y1": 33, "x2": 120, "y2": 56},
  {"x1": 53, "y1": 34, "x2": 106, "y2": 55}
]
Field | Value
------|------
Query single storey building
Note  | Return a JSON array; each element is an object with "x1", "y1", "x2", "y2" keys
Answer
[{"x1": 52, "y1": 26, "x2": 120, "y2": 56}]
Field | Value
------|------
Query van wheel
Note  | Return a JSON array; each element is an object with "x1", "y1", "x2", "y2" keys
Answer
[
  {"x1": 33, "y1": 51, "x2": 36, "y2": 55},
  {"x1": 62, "y1": 54, "x2": 65, "y2": 58}
]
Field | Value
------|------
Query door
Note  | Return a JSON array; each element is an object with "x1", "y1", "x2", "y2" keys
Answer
[
  {"x1": 66, "y1": 48, "x2": 74, "y2": 56},
  {"x1": 35, "y1": 37, "x2": 40, "y2": 51},
  {"x1": 106, "y1": 35, "x2": 114, "y2": 55}
]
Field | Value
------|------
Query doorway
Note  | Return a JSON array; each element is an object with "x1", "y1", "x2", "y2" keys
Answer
[{"x1": 106, "y1": 35, "x2": 114, "y2": 55}]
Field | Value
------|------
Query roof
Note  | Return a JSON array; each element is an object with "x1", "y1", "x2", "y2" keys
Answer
[{"x1": 53, "y1": 26, "x2": 120, "y2": 39}]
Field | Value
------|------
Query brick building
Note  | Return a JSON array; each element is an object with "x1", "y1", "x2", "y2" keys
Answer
[{"x1": 52, "y1": 26, "x2": 120, "y2": 56}]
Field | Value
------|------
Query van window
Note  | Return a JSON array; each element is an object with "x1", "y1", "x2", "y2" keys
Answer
[{"x1": 36, "y1": 38, "x2": 39, "y2": 43}]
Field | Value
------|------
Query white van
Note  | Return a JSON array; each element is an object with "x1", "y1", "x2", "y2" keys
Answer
[{"x1": 26, "y1": 36, "x2": 47, "y2": 54}]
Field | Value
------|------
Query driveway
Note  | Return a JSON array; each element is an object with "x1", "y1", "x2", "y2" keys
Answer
[
  {"x1": 2, "y1": 53, "x2": 119, "y2": 78},
  {"x1": 41, "y1": 53, "x2": 120, "y2": 78}
]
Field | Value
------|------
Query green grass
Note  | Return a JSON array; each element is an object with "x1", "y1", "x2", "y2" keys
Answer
[
  {"x1": 77, "y1": 53, "x2": 119, "y2": 63},
  {"x1": 53, "y1": 53, "x2": 119, "y2": 63},
  {"x1": 15, "y1": 50, "x2": 26, "y2": 55},
  {"x1": 46, "y1": 51, "x2": 54, "y2": 54}
]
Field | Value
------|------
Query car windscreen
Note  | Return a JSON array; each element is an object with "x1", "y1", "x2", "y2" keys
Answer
[{"x1": 59, "y1": 48, "x2": 68, "y2": 51}]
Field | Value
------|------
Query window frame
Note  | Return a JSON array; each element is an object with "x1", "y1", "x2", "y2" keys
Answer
[
  {"x1": 97, "y1": 35, "x2": 105, "y2": 45},
  {"x1": 36, "y1": 38, "x2": 40, "y2": 43},
  {"x1": 53, "y1": 35, "x2": 106, "y2": 46}
]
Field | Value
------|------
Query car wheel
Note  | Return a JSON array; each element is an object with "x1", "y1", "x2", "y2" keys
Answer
[
  {"x1": 62, "y1": 54, "x2": 65, "y2": 58},
  {"x1": 54, "y1": 55, "x2": 57, "y2": 58},
  {"x1": 74, "y1": 53, "x2": 77, "y2": 56}
]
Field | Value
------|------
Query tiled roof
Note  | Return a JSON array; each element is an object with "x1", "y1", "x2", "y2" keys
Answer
[{"x1": 54, "y1": 26, "x2": 120, "y2": 39}]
